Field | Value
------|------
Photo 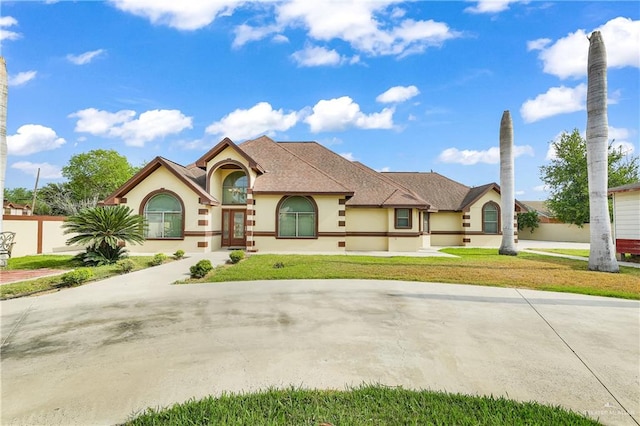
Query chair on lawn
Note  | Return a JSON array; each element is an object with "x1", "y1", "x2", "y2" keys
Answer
[{"x1": 0, "y1": 231, "x2": 16, "y2": 259}]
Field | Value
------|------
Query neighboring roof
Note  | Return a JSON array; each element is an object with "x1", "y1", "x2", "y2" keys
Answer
[
  {"x1": 520, "y1": 200, "x2": 554, "y2": 218},
  {"x1": 280, "y1": 142, "x2": 428, "y2": 208},
  {"x1": 608, "y1": 182, "x2": 640, "y2": 194},
  {"x1": 239, "y1": 136, "x2": 353, "y2": 195},
  {"x1": 3, "y1": 201, "x2": 31, "y2": 210},
  {"x1": 383, "y1": 172, "x2": 469, "y2": 210},
  {"x1": 102, "y1": 157, "x2": 219, "y2": 206}
]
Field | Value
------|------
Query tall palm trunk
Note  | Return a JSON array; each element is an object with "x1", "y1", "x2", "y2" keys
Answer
[
  {"x1": 586, "y1": 31, "x2": 618, "y2": 272},
  {"x1": 499, "y1": 110, "x2": 517, "y2": 255},
  {"x1": 0, "y1": 58, "x2": 7, "y2": 266}
]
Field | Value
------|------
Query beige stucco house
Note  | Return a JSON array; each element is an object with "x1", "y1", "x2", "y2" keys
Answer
[{"x1": 103, "y1": 136, "x2": 522, "y2": 253}]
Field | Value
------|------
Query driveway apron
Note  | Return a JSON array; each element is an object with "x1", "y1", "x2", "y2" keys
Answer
[{"x1": 1, "y1": 254, "x2": 638, "y2": 426}]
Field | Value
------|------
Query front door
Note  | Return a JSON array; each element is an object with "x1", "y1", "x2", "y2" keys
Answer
[{"x1": 222, "y1": 209, "x2": 246, "y2": 247}]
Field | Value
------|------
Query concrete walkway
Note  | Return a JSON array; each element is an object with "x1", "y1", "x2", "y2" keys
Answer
[{"x1": 1, "y1": 250, "x2": 638, "y2": 426}]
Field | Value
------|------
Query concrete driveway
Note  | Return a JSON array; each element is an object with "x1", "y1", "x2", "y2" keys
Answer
[{"x1": 1, "y1": 254, "x2": 639, "y2": 426}]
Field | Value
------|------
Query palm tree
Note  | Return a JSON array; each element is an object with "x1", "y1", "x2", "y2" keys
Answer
[
  {"x1": 0, "y1": 58, "x2": 8, "y2": 267},
  {"x1": 499, "y1": 110, "x2": 517, "y2": 256},
  {"x1": 63, "y1": 205, "x2": 145, "y2": 265},
  {"x1": 586, "y1": 31, "x2": 618, "y2": 273}
]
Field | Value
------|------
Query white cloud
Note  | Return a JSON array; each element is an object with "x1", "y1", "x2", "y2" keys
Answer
[
  {"x1": 608, "y1": 126, "x2": 636, "y2": 155},
  {"x1": 515, "y1": 190, "x2": 525, "y2": 195},
  {"x1": 233, "y1": 23, "x2": 280, "y2": 48},
  {"x1": 8, "y1": 71, "x2": 37, "y2": 87},
  {"x1": 526, "y1": 38, "x2": 550, "y2": 51},
  {"x1": 376, "y1": 85, "x2": 419, "y2": 103},
  {"x1": 379, "y1": 166, "x2": 391, "y2": 172},
  {"x1": 11, "y1": 162, "x2": 62, "y2": 179},
  {"x1": 529, "y1": 17, "x2": 640, "y2": 79},
  {"x1": 109, "y1": 0, "x2": 245, "y2": 30},
  {"x1": 437, "y1": 144, "x2": 534, "y2": 165},
  {"x1": 271, "y1": 1, "x2": 460, "y2": 57},
  {"x1": 464, "y1": 0, "x2": 520, "y2": 14},
  {"x1": 70, "y1": 108, "x2": 192, "y2": 147},
  {"x1": 7, "y1": 124, "x2": 66, "y2": 156},
  {"x1": 305, "y1": 96, "x2": 394, "y2": 132},
  {"x1": 533, "y1": 184, "x2": 550, "y2": 192},
  {"x1": 0, "y1": 16, "x2": 21, "y2": 42},
  {"x1": 66, "y1": 49, "x2": 106, "y2": 65},
  {"x1": 520, "y1": 83, "x2": 587, "y2": 123},
  {"x1": 291, "y1": 45, "x2": 346, "y2": 67},
  {"x1": 339, "y1": 152, "x2": 356, "y2": 161},
  {"x1": 205, "y1": 102, "x2": 299, "y2": 140}
]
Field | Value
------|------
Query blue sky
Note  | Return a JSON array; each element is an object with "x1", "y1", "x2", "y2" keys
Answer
[{"x1": 1, "y1": 0, "x2": 638, "y2": 201}]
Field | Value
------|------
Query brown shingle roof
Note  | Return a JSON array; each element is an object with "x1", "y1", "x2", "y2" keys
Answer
[
  {"x1": 383, "y1": 172, "x2": 470, "y2": 210},
  {"x1": 239, "y1": 136, "x2": 353, "y2": 195},
  {"x1": 281, "y1": 142, "x2": 428, "y2": 208},
  {"x1": 102, "y1": 157, "x2": 218, "y2": 206}
]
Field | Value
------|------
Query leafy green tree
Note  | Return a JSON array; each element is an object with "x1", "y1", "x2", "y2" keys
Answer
[
  {"x1": 62, "y1": 149, "x2": 137, "y2": 202},
  {"x1": 63, "y1": 205, "x2": 145, "y2": 265},
  {"x1": 4, "y1": 187, "x2": 52, "y2": 215},
  {"x1": 517, "y1": 211, "x2": 540, "y2": 233},
  {"x1": 539, "y1": 129, "x2": 638, "y2": 227}
]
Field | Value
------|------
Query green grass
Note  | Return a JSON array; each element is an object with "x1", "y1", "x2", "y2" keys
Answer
[
  {"x1": 124, "y1": 384, "x2": 600, "y2": 425},
  {"x1": 1, "y1": 255, "x2": 164, "y2": 299},
  {"x1": 185, "y1": 249, "x2": 640, "y2": 299},
  {"x1": 3, "y1": 254, "x2": 81, "y2": 270}
]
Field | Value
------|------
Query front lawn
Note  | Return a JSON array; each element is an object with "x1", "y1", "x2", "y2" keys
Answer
[
  {"x1": 186, "y1": 249, "x2": 640, "y2": 299},
  {"x1": 125, "y1": 384, "x2": 600, "y2": 425},
  {"x1": 1, "y1": 255, "x2": 165, "y2": 299}
]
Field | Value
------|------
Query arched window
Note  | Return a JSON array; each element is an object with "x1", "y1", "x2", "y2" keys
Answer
[
  {"x1": 143, "y1": 193, "x2": 183, "y2": 238},
  {"x1": 222, "y1": 171, "x2": 248, "y2": 205},
  {"x1": 482, "y1": 202, "x2": 500, "y2": 234},
  {"x1": 278, "y1": 196, "x2": 317, "y2": 238}
]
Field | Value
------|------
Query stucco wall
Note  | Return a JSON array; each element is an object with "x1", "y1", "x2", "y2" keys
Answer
[
  {"x1": 253, "y1": 194, "x2": 343, "y2": 252},
  {"x1": 3, "y1": 215, "x2": 72, "y2": 257},
  {"x1": 519, "y1": 223, "x2": 590, "y2": 243},
  {"x1": 119, "y1": 166, "x2": 212, "y2": 253},
  {"x1": 467, "y1": 190, "x2": 502, "y2": 232},
  {"x1": 612, "y1": 191, "x2": 640, "y2": 240},
  {"x1": 345, "y1": 208, "x2": 387, "y2": 232},
  {"x1": 430, "y1": 212, "x2": 463, "y2": 246}
]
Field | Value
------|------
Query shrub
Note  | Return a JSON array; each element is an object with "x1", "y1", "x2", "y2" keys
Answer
[
  {"x1": 150, "y1": 253, "x2": 168, "y2": 266},
  {"x1": 173, "y1": 249, "x2": 185, "y2": 260},
  {"x1": 117, "y1": 258, "x2": 135, "y2": 273},
  {"x1": 229, "y1": 250, "x2": 245, "y2": 264},
  {"x1": 79, "y1": 245, "x2": 129, "y2": 266},
  {"x1": 190, "y1": 259, "x2": 213, "y2": 279},
  {"x1": 60, "y1": 268, "x2": 94, "y2": 287}
]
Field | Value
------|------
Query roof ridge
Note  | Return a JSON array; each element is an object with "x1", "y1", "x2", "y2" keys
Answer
[{"x1": 350, "y1": 161, "x2": 431, "y2": 207}]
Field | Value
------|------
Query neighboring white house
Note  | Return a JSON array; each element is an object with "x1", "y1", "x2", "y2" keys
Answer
[{"x1": 609, "y1": 182, "x2": 640, "y2": 258}]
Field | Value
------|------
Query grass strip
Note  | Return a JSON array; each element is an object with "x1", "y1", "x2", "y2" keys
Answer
[
  {"x1": 124, "y1": 384, "x2": 600, "y2": 425},
  {"x1": 187, "y1": 249, "x2": 640, "y2": 300},
  {"x1": 1, "y1": 255, "x2": 163, "y2": 299}
]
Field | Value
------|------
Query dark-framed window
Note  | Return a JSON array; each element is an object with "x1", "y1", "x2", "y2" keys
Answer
[
  {"x1": 222, "y1": 171, "x2": 248, "y2": 205},
  {"x1": 143, "y1": 192, "x2": 183, "y2": 239},
  {"x1": 482, "y1": 202, "x2": 500, "y2": 234},
  {"x1": 422, "y1": 212, "x2": 430, "y2": 234},
  {"x1": 395, "y1": 208, "x2": 412, "y2": 229},
  {"x1": 277, "y1": 196, "x2": 317, "y2": 238}
]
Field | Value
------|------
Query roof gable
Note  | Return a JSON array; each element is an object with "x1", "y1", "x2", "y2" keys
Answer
[
  {"x1": 194, "y1": 137, "x2": 264, "y2": 172},
  {"x1": 383, "y1": 172, "x2": 469, "y2": 210},
  {"x1": 102, "y1": 157, "x2": 218, "y2": 206}
]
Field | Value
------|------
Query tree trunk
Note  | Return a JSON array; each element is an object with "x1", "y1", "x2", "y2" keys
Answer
[
  {"x1": 586, "y1": 31, "x2": 618, "y2": 272},
  {"x1": 499, "y1": 110, "x2": 517, "y2": 255},
  {"x1": 0, "y1": 57, "x2": 7, "y2": 266}
]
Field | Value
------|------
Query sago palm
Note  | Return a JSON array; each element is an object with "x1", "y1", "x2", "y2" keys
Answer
[{"x1": 63, "y1": 205, "x2": 145, "y2": 265}]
